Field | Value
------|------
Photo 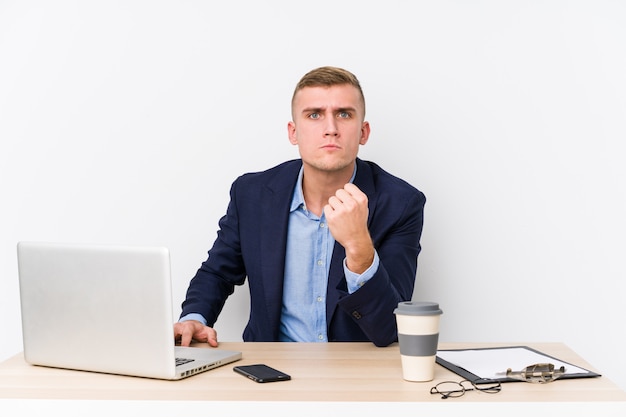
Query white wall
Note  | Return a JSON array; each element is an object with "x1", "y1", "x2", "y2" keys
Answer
[{"x1": 2, "y1": 1, "x2": 625, "y2": 391}]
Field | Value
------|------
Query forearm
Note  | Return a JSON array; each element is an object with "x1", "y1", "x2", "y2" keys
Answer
[
  {"x1": 336, "y1": 261, "x2": 412, "y2": 347},
  {"x1": 336, "y1": 192, "x2": 425, "y2": 346}
]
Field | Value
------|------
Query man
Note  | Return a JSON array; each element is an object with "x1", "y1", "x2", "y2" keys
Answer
[{"x1": 174, "y1": 66, "x2": 425, "y2": 347}]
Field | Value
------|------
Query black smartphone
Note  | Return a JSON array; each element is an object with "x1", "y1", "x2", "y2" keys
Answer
[{"x1": 233, "y1": 364, "x2": 291, "y2": 383}]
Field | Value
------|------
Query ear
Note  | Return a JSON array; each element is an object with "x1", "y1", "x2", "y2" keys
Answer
[
  {"x1": 359, "y1": 121, "x2": 371, "y2": 145},
  {"x1": 287, "y1": 121, "x2": 298, "y2": 145}
]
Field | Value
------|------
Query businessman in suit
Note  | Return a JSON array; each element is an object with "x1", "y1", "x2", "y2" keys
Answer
[{"x1": 174, "y1": 66, "x2": 426, "y2": 347}]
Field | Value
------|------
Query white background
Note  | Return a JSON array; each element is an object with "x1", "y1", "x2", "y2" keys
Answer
[{"x1": 1, "y1": 0, "x2": 625, "y2": 391}]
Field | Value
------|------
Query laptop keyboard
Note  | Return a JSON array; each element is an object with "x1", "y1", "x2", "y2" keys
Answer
[{"x1": 175, "y1": 357, "x2": 195, "y2": 367}]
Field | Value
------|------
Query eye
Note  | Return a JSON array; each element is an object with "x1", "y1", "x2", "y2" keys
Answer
[
  {"x1": 308, "y1": 112, "x2": 320, "y2": 119},
  {"x1": 338, "y1": 111, "x2": 351, "y2": 119}
]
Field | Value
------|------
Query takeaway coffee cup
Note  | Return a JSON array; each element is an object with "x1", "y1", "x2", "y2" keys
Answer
[{"x1": 394, "y1": 301, "x2": 443, "y2": 382}]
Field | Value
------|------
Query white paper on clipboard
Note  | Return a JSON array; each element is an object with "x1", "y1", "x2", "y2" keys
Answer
[{"x1": 436, "y1": 346, "x2": 594, "y2": 381}]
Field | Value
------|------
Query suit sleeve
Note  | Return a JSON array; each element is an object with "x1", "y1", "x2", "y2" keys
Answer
[{"x1": 179, "y1": 179, "x2": 247, "y2": 327}]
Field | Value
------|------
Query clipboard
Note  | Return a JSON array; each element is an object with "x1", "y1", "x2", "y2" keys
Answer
[{"x1": 436, "y1": 345, "x2": 601, "y2": 383}]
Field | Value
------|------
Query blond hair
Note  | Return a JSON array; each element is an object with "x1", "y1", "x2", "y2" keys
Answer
[{"x1": 291, "y1": 66, "x2": 366, "y2": 115}]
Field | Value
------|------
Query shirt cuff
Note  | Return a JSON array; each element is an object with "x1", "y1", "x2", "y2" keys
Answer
[
  {"x1": 343, "y1": 250, "x2": 380, "y2": 294},
  {"x1": 179, "y1": 313, "x2": 208, "y2": 326}
]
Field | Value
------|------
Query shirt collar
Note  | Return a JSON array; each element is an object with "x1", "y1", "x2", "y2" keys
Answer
[{"x1": 290, "y1": 163, "x2": 358, "y2": 213}]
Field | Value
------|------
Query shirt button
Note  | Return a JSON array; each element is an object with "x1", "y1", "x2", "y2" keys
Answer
[
  {"x1": 317, "y1": 260, "x2": 323, "y2": 266},
  {"x1": 318, "y1": 334, "x2": 324, "y2": 340},
  {"x1": 317, "y1": 296, "x2": 323, "y2": 302},
  {"x1": 320, "y1": 223, "x2": 326, "y2": 228}
]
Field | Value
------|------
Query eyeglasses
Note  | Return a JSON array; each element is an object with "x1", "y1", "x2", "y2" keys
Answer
[{"x1": 430, "y1": 378, "x2": 502, "y2": 399}]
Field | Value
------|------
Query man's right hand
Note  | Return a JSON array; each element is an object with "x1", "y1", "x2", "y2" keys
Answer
[{"x1": 174, "y1": 320, "x2": 218, "y2": 347}]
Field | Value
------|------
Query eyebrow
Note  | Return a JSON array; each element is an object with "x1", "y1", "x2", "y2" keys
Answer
[{"x1": 301, "y1": 106, "x2": 357, "y2": 115}]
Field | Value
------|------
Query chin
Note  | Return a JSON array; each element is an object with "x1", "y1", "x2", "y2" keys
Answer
[{"x1": 308, "y1": 159, "x2": 353, "y2": 173}]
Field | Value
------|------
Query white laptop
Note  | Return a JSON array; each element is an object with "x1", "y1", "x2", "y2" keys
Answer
[{"x1": 16, "y1": 241, "x2": 242, "y2": 380}]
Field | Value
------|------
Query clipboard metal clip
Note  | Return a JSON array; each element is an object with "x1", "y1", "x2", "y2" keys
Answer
[{"x1": 506, "y1": 363, "x2": 566, "y2": 383}]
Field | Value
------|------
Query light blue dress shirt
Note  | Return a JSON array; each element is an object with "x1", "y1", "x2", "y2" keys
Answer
[
  {"x1": 278, "y1": 165, "x2": 379, "y2": 342},
  {"x1": 181, "y1": 164, "x2": 380, "y2": 341}
]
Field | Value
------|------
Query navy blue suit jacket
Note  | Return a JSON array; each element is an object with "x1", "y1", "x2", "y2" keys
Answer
[{"x1": 181, "y1": 158, "x2": 426, "y2": 347}]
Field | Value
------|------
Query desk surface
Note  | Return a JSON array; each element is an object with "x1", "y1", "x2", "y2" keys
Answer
[{"x1": 1, "y1": 342, "x2": 625, "y2": 403}]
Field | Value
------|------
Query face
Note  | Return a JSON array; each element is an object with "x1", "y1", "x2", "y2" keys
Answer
[{"x1": 288, "y1": 84, "x2": 370, "y2": 176}]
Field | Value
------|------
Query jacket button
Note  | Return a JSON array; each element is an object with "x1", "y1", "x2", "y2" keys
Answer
[{"x1": 352, "y1": 311, "x2": 362, "y2": 319}]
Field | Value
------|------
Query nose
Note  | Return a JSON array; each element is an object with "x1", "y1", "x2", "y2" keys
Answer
[{"x1": 324, "y1": 116, "x2": 338, "y2": 137}]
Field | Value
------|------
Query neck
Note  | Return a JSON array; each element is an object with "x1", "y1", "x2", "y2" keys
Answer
[{"x1": 301, "y1": 162, "x2": 355, "y2": 216}]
